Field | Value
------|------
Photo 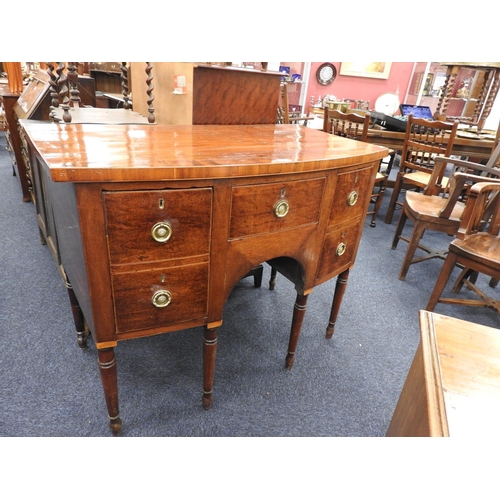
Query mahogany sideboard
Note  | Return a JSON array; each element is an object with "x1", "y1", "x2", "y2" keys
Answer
[
  {"x1": 387, "y1": 311, "x2": 500, "y2": 437},
  {"x1": 19, "y1": 121, "x2": 388, "y2": 435}
]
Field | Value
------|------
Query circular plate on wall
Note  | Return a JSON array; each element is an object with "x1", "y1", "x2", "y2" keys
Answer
[
  {"x1": 316, "y1": 63, "x2": 337, "y2": 86},
  {"x1": 374, "y1": 93, "x2": 400, "y2": 115}
]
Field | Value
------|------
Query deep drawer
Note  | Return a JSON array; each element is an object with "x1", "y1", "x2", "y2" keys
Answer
[
  {"x1": 111, "y1": 261, "x2": 209, "y2": 334},
  {"x1": 228, "y1": 177, "x2": 326, "y2": 239},
  {"x1": 103, "y1": 188, "x2": 212, "y2": 265}
]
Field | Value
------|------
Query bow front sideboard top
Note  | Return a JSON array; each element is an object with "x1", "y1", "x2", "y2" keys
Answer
[{"x1": 19, "y1": 121, "x2": 388, "y2": 435}]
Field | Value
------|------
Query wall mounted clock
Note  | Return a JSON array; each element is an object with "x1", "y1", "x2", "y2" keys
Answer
[{"x1": 316, "y1": 63, "x2": 337, "y2": 85}]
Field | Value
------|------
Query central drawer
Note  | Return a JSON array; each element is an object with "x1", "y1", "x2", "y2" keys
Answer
[{"x1": 228, "y1": 177, "x2": 326, "y2": 239}]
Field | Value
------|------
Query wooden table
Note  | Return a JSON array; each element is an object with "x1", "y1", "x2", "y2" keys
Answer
[
  {"x1": 387, "y1": 311, "x2": 500, "y2": 437},
  {"x1": 50, "y1": 107, "x2": 150, "y2": 124},
  {"x1": 367, "y1": 128, "x2": 496, "y2": 160},
  {"x1": 19, "y1": 121, "x2": 388, "y2": 435}
]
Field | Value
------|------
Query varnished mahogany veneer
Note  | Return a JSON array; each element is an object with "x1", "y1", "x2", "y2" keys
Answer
[{"x1": 20, "y1": 122, "x2": 387, "y2": 435}]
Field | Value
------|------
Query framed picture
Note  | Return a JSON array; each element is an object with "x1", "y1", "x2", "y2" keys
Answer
[
  {"x1": 340, "y1": 62, "x2": 392, "y2": 79},
  {"x1": 13, "y1": 70, "x2": 51, "y2": 119}
]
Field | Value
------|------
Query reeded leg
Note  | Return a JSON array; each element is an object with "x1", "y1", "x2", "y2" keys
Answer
[
  {"x1": 269, "y1": 267, "x2": 277, "y2": 290},
  {"x1": 66, "y1": 284, "x2": 90, "y2": 349},
  {"x1": 326, "y1": 269, "x2": 349, "y2": 339},
  {"x1": 97, "y1": 348, "x2": 122, "y2": 436},
  {"x1": 203, "y1": 327, "x2": 218, "y2": 410},
  {"x1": 285, "y1": 293, "x2": 309, "y2": 369}
]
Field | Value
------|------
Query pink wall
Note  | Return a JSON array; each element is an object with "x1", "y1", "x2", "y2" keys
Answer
[{"x1": 305, "y1": 62, "x2": 415, "y2": 112}]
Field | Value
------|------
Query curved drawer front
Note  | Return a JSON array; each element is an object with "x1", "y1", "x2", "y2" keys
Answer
[
  {"x1": 111, "y1": 262, "x2": 209, "y2": 334},
  {"x1": 228, "y1": 177, "x2": 326, "y2": 239},
  {"x1": 316, "y1": 222, "x2": 360, "y2": 281},
  {"x1": 103, "y1": 188, "x2": 212, "y2": 265},
  {"x1": 328, "y1": 165, "x2": 374, "y2": 227}
]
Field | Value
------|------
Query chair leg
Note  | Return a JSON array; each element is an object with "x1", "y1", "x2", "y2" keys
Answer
[
  {"x1": 398, "y1": 222, "x2": 426, "y2": 281},
  {"x1": 370, "y1": 182, "x2": 386, "y2": 227},
  {"x1": 426, "y1": 253, "x2": 458, "y2": 311},
  {"x1": 391, "y1": 209, "x2": 408, "y2": 250},
  {"x1": 385, "y1": 172, "x2": 403, "y2": 224}
]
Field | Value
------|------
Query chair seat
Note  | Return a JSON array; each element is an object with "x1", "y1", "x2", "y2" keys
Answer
[
  {"x1": 405, "y1": 191, "x2": 465, "y2": 224},
  {"x1": 404, "y1": 171, "x2": 450, "y2": 189},
  {"x1": 375, "y1": 172, "x2": 385, "y2": 181},
  {"x1": 451, "y1": 234, "x2": 500, "y2": 269}
]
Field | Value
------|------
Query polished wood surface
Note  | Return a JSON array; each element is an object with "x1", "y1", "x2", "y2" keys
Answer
[
  {"x1": 21, "y1": 122, "x2": 387, "y2": 182},
  {"x1": 20, "y1": 121, "x2": 388, "y2": 435},
  {"x1": 387, "y1": 311, "x2": 500, "y2": 437}
]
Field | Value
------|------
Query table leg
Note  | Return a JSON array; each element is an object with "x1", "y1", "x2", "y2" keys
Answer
[
  {"x1": 97, "y1": 347, "x2": 122, "y2": 436},
  {"x1": 285, "y1": 293, "x2": 309, "y2": 369},
  {"x1": 203, "y1": 326, "x2": 218, "y2": 410},
  {"x1": 326, "y1": 269, "x2": 349, "y2": 339}
]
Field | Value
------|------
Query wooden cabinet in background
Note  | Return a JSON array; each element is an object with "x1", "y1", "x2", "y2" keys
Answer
[{"x1": 130, "y1": 63, "x2": 282, "y2": 125}]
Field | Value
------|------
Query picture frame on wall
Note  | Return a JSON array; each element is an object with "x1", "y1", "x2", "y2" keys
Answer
[{"x1": 340, "y1": 62, "x2": 392, "y2": 79}]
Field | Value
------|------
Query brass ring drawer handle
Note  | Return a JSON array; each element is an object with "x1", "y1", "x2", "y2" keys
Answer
[
  {"x1": 274, "y1": 199, "x2": 290, "y2": 218},
  {"x1": 151, "y1": 222, "x2": 172, "y2": 243},
  {"x1": 347, "y1": 191, "x2": 358, "y2": 206},
  {"x1": 336, "y1": 242, "x2": 347, "y2": 256},
  {"x1": 151, "y1": 290, "x2": 172, "y2": 308}
]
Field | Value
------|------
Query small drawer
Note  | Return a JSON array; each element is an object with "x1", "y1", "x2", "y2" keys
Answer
[
  {"x1": 316, "y1": 223, "x2": 360, "y2": 280},
  {"x1": 103, "y1": 188, "x2": 212, "y2": 265},
  {"x1": 229, "y1": 177, "x2": 326, "y2": 239},
  {"x1": 328, "y1": 165, "x2": 374, "y2": 227},
  {"x1": 111, "y1": 261, "x2": 209, "y2": 334}
]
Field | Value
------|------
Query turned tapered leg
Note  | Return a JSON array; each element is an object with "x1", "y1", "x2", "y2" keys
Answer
[
  {"x1": 66, "y1": 284, "x2": 90, "y2": 349},
  {"x1": 285, "y1": 293, "x2": 309, "y2": 369},
  {"x1": 203, "y1": 327, "x2": 218, "y2": 410},
  {"x1": 326, "y1": 269, "x2": 349, "y2": 339},
  {"x1": 269, "y1": 267, "x2": 277, "y2": 290},
  {"x1": 97, "y1": 348, "x2": 122, "y2": 436}
]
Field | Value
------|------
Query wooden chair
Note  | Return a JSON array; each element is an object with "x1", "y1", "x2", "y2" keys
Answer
[
  {"x1": 277, "y1": 82, "x2": 314, "y2": 126},
  {"x1": 426, "y1": 178, "x2": 500, "y2": 314},
  {"x1": 323, "y1": 108, "x2": 388, "y2": 227},
  {"x1": 384, "y1": 114, "x2": 459, "y2": 224},
  {"x1": 391, "y1": 143, "x2": 500, "y2": 280}
]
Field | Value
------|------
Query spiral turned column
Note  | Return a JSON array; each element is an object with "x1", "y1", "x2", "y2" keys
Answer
[
  {"x1": 145, "y1": 62, "x2": 155, "y2": 123},
  {"x1": 120, "y1": 62, "x2": 132, "y2": 110}
]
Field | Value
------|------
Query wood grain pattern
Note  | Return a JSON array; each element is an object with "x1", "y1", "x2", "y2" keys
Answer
[{"x1": 387, "y1": 311, "x2": 500, "y2": 437}]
